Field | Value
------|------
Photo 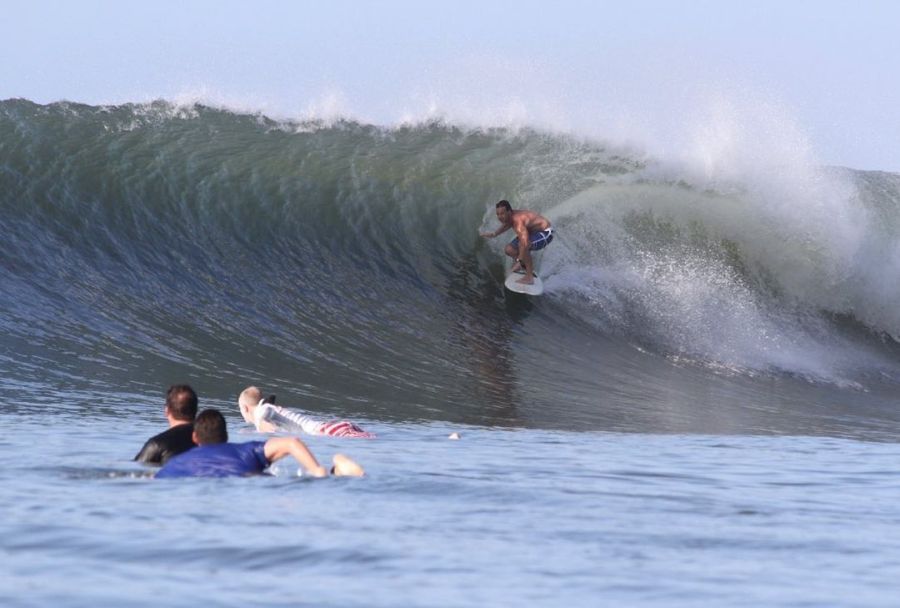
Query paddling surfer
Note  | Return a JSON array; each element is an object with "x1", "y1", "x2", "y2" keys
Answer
[
  {"x1": 480, "y1": 200, "x2": 553, "y2": 285},
  {"x1": 238, "y1": 386, "x2": 375, "y2": 438},
  {"x1": 156, "y1": 408, "x2": 365, "y2": 479}
]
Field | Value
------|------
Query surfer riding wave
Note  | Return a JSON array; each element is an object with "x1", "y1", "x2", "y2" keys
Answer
[{"x1": 480, "y1": 200, "x2": 553, "y2": 285}]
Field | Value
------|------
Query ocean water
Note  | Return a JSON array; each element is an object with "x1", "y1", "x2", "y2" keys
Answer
[{"x1": 2, "y1": 99, "x2": 900, "y2": 606}]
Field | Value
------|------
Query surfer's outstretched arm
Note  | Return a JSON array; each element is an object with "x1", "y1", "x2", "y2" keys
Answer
[
  {"x1": 264, "y1": 437, "x2": 328, "y2": 477},
  {"x1": 262, "y1": 438, "x2": 365, "y2": 477},
  {"x1": 480, "y1": 223, "x2": 512, "y2": 238}
]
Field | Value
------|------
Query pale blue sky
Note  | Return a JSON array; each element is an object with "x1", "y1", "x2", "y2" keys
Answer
[{"x1": 2, "y1": 0, "x2": 899, "y2": 171}]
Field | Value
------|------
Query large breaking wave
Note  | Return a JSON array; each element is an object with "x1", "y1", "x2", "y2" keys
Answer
[{"x1": 3, "y1": 98, "x2": 900, "y2": 426}]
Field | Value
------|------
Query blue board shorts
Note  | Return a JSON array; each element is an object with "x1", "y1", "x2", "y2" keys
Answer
[{"x1": 510, "y1": 227, "x2": 554, "y2": 251}]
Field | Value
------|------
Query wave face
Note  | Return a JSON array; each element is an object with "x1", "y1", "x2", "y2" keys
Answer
[{"x1": 3, "y1": 99, "x2": 900, "y2": 431}]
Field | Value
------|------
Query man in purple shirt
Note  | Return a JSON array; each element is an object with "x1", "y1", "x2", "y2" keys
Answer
[{"x1": 156, "y1": 409, "x2": 364, "y2": 479}]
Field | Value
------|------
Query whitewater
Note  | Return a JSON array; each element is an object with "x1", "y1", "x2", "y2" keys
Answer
[{"x1": 2, "y1": 98, "x2": 900, "y2": 607}]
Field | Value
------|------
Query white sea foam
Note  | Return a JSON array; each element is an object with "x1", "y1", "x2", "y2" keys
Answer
[{"x1": 536, "y1": 91, "x2": 897, "y2": 384}]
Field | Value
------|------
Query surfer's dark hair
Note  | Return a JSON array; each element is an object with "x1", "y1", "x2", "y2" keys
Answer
[
  {"x1": 193, "y1": 409, "x2": 228, "y2": 444},
  {"x1": 496, "y1": 200, "x2": 512, "y2": 211},
  {"x1": 165, "y1": 384, "x2": 198, "y2": 422}
]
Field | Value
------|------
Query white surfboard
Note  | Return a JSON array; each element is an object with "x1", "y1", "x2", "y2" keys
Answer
[{"x1": 505, "y1": 271, "x2": 544, "y2": 296}]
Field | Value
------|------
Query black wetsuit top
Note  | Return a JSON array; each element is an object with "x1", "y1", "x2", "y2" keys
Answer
[{"x1": 134, "y1": 424, "x2": 196, "y2": 466}]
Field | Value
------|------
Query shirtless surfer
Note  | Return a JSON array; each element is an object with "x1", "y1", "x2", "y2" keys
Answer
[{"x1": 480, "y1": 200, "x2": 553, "y2": 285}]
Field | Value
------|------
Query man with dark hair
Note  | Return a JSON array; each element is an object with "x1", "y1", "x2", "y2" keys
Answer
[
  {"x1": 156, "y1": 409, "x2": 365, "y2": 479},
  {"x1": 480, "y1": 199, "x2": 553, "y2": 285},
  {"x1": 134, "y1": 384, "x2": 199, "y2": 465}
]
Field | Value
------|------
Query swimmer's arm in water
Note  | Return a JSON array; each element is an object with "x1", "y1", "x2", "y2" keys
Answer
[{"x1": 263, "y1": 437, "x2": 328, "y2": 477}]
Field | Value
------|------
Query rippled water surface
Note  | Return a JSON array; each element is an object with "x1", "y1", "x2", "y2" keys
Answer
[{"x1": 3, "y1": 405, "x2": 899, "y2": 608}]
